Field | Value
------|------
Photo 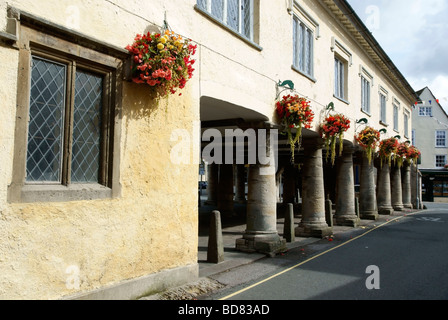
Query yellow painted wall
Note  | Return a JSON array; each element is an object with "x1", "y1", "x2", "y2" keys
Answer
[{"x1": 0, "y1": 0, "x2": 200, "y2": 299}]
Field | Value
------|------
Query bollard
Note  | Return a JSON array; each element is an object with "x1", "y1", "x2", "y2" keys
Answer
[
  {"x1": 355, "y1": 197, "x2": 360, "y2": 218},
  {"x1": 283, "y1": 203, "x2": 295, "y2": 243},
  {"x1": 207, "y1": 210, "x2": 224, "y2": 264},
  {"x1": 325, "y1": 199, "x2": 333, "y2": 227}
]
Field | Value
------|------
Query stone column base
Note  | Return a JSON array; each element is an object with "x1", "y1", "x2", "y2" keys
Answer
[
  {"x1": 393, "y1": 205, "x2": 404, "y2": 211},
  {"x1": 378, "y1": 207, "x2": 394, "y2": 215},
  {"x1": 360, "y1": 210, "x2": 379, "y2": 220},
  {"x1": 295, "y1": 223, "x2": 333, "y2": 238},
  {"x1": 236, "y1": 234, "x2": 287, "y2": 257},
  {"x1": 403, "y1": 204, "x2": 413, "y2": 209},
  {"x1": 335, "y1": 215, "x2": 360, "y2": 227}
]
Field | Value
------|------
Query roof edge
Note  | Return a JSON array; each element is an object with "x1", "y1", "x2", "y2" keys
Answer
[{"x1": 331, "y1": 0, "x2": 419, "y2": 103}]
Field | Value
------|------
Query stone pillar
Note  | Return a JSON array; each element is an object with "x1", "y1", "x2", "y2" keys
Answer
[
  {"x1": 359, "y1": 155, "x2": 379, "y2": 220},
  {"x1": 236, "y1": 129, "x2": 286, "y2": 256},
  {"x1": 334, "y1": 143, "x2": 359, "y2": 227},
  {"x1": 411, "y1": 165, "x2": 422, "y2": 210},
  {"x1": 205, "y1": 163, "x2": 219, "y2": 205},
  {"x1": 401, "y1": 162, "x2": 413, "y2": 209},
  {"x1": 207, "y1": 211, "x2": 224, "y2": 264},
  {"x1": 234, "y1": 164, "x2": 246, "y2": 203},
  {"x1": 296, "y1": 139, "x2": 332, "y2": 238},
  {"x1": 376, "y1": 162, "x2": 394, "y2": 215},
  {"x1": 217, "y1": 164, "x2": 235, "y2": 216},
  {"x1": 390, "y1": 163, "x2": 404, "y2": 211}
]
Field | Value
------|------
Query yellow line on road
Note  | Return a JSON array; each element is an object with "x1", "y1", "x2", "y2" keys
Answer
[{"x1": 219, "y1": 212, "x2": 419, "y2": 300}]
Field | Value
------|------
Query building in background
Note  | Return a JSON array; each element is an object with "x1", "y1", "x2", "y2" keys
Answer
[{"x1": 413, "y1": 87, "x2": 448, "y2": 202}]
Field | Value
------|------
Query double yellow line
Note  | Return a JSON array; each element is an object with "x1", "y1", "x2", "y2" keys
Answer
[{"x1": 220, "y1": 212, "x2": 419, "y2": 300}]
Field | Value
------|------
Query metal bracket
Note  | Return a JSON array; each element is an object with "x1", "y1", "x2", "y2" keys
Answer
[{"x1": 276, "y1": 80, "x2": 295, "y2": 100}]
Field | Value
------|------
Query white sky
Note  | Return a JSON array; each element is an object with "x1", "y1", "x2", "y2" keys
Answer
[{"x1": 347, "y1": 0, "x2": 448, "y2": 109}]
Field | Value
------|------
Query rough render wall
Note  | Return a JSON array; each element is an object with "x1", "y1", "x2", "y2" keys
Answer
[{"x1": 0, "y1": 0, "x2": 200, "y2": 299}]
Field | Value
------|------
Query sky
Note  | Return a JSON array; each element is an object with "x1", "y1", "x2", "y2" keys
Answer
[{"x1": 347, "y1": 0, "x2": 448, "y2": 109}]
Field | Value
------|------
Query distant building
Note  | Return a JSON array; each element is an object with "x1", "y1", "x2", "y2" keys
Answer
[{"x1": 413, "y1": 87, "x2": 448, "y2": 201}]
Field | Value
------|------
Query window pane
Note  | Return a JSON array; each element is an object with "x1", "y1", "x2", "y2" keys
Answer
[
  {"x1": 334, "y1": 59, "x2": 339, "y2": 96},
  {"x1": 211, "y1": 0, "x2": 224, "y2": 21},
  {"x1": 404, "y1": 114, "x2": 409, "y2": 136},
  {"x1": 306, "y1": 29, "x2": 313, "y2": 75},
  {"x1": 293, "y1": 18, "x2": 298, "y2": 67},
  {"x1": 361, "y1": 77, "x2": 370, "y2": 113},
  {"x1": 242, "y1": 0, "x2": 252, "y2": 38},
  {"x1": 197, "y1": 0, "x2": 207, "y2": 9},
  {"x1": 380, "y1": 94, "x2": 386, "y2": 123},
  {"x1": 71, "y1": 70, "x2": 103, "y2": 183},
  {"x1": 436, "y1": 156, "x2": 446, "y2": 168},
  {"x1": 339, "y1": 61, "x2": 344, "y2": 98},
  {"x1": 436, "y1": 131, "x2": 446, "y2": 147},
  {"x1": 394, "y1": 106, "x2": 399, "y2": 130},
  {"x1": 298, "y1": 23, "x2": 304, "y2": 71},
  {"x1": 26, "y1": 57, "x2": 66, "y2": 182},
  {"x1": 227, "y1": 0, "x2": 239, "y2": 31}
]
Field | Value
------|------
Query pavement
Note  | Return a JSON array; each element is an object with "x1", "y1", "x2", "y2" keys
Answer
[
  {"x1": 197, "y1": 198, "x2": 426, "y2": 279},
  {"x1": 197, "y1": 202, "x2": 323, "y2": 279},
  {"x1": 141, "y1": 195, "x2": 427, "y2": 300}
]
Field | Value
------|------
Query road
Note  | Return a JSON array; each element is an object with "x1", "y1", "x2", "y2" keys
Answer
[{"x1": 207, "y1": 204, "x2": 448, "y2": 300}]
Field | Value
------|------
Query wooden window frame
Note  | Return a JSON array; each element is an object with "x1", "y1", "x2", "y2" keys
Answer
[{"x1": 8, "y1": 21, "x2": 123, "y2": 203}]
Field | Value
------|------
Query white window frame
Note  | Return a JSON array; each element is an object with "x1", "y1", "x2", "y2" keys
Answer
[
  {"x1": 393, "y1": 104, "x2": 399, "y2": 132},
  {"x1": 379, "y1": 92, "x2": 387, "y2": 124},
  {"x1": 196, "y1": 0, "x2": 254, "y2": 41},
  {"x1": 436, "y1": 155, "x2": 447, "y2": 168},
  {"x1": 293, "y1": 15, "x2": 314, "y2": 80},
  {"x1": 436, "y1": 130, "x2": 447, "y2": 148},
  {"x1": 419, "y1": 106, "x2": 433, "y2": 117},
  {"x1": 404, "y1": 110, "x2": 410, "y2": 138},
  {"x1": 361, "y1": 76, "x2": 371, "y2": 114},
  {"x1": 334, "y1": 57, "x2": 345, "y2": 100}
]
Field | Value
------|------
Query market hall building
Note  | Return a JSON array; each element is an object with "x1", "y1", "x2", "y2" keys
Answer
[{"x1": 0, "y1": 0, "x2": 419, "y2": 299}]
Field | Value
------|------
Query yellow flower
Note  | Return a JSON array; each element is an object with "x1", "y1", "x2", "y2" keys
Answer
[
  {"x1": 159, "y1": 36, "x2": 167, "y2": 44},
  {"x1": 157, "y1": 43, "x2": 165, "y2": 50}
]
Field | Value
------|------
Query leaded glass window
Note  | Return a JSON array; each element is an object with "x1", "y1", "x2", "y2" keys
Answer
[
  {"x1": 27, "y1": 57, "x2": 66, "y2": 182},
  {"x1": 71, "y1": 71, "x2": 103, "y2": 183},
  {"x1": 26, "y1": 55, "x2": 106, "y2": 185},
  {"x1": 197, "y1": 0, "x2": 254, "y2": 40}
]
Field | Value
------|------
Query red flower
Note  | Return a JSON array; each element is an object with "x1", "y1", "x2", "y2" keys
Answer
[{"x1": 126, "y1": 30, "x2": 196, "y2": 97}]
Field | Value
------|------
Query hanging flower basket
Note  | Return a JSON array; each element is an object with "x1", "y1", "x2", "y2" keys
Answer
[
  {"x1": 395, "y1": 142, "x2": 409, "y2": 168},
  {"x1": 355, "y1": 126, "x2": 380, "y2": 165},
  {"x1": 125, "y1": 30, "x2": 197, "y2": 98},
  {"x1": 320, "y1": 113, "x2": 351, "y2": 166},
  {"x1": 378, "y1": 137, "x2": 399, "y2": 168},
  {"x1": 406, "y1": 145, "x2": 421, "y2": 166},
  {"x1": 276, "y1": 94, "x2": 314, "y2": 163},
  {"x1": 396, "y1": 142, "x2": 420, "y2": 167}
]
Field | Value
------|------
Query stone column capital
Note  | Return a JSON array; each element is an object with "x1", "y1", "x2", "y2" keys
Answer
[{"x1": 302, "y1": 137, "x2": 326, "y2": 151}]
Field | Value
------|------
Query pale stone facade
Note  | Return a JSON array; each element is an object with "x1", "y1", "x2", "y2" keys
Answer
[{"x1": 0, "y1": 0, "x2": 417, "y2": 299}]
